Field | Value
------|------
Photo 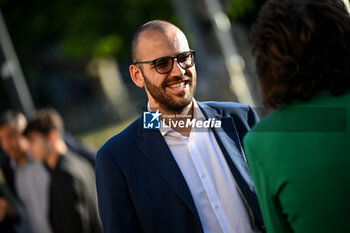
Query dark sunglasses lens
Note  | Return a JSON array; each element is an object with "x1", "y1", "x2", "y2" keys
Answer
[
  {"x1": 155, "y1": 58, "x2": 173, "y2": 74},
  {"x1": 178, "y1": 52, "x2": 194, "y2": 69}
]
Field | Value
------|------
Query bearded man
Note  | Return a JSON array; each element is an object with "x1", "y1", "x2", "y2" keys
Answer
[{"x1": 96, "y1": 20, "x2": 265, "y2": 233}]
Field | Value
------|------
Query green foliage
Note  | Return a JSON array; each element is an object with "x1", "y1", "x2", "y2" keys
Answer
[
  {"x1": 2, "y1": 0, "x2": 176, "y2": 60},
  {"x1": 226, "y1": 0, "x2": 256, "y2": 20},
  {"x1": 92, "y1": 35, "x2": 123, "y2": 57}
]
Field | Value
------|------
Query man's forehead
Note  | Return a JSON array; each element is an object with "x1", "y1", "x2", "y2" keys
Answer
[
  {"x1": 137, "y1": 29, "x2": 189, "y2": 58},
  {"x1": 27, "y1": 131, "x2": 44, "y2": 140}
]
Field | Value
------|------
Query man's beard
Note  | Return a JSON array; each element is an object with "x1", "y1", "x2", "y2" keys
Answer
[{"x1": 141, "y1": 70, "x2": 196, "y2": 113}]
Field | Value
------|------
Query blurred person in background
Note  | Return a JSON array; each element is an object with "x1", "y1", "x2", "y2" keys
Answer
[
  {"x1": 244, "y1": 0, "x2": 350, "y2": 232},
  {"x1": 24, "y1": 108, "x2": 102, "y2": 233},
  {"x1": 63, "y1": 132, "x2": 96, "y2": 167},
  {"x1": 0, "y1": 166, "x2": 20, "y2": 233},
  {"x1": 0, "y1": 147, "x2": 16, "y2": 201},
  {"x1": 0, "y1": 108, "x2": 97, "y2": 233},
  {"x1": 96, "y1": 20, "x2": 265, "y2": 233},
  {"x1": 0, "y1": 110, "x2": 51, "y2": 233}
]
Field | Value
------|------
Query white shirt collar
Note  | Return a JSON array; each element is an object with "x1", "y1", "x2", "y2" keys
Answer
[{"x1": 147, "y1": 99, "x2": 206, "y2": 136}]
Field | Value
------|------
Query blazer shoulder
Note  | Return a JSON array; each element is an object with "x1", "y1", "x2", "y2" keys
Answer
[
  {"x1": 199, "y1": 101, "x2": 253, "y2": 117},
  {"x1": 199, "y1": 101, "x2": 259, "y2": 131}
]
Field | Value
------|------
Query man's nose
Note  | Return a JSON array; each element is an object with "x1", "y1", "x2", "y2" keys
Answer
[{"x1": 169, "y1": 59, "x2": 185, "y2": 77}]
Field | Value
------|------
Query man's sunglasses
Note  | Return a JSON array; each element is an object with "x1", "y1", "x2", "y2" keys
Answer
[{"x1": 133, "y1": 50, "x2": 195, "y2": 74}]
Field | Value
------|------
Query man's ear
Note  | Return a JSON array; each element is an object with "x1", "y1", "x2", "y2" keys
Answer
[
  {"x1": 47, "y1": 130, "x2": 59, "y2": 143},
  {"x1": 129, "y1": 64, "x2": 145, "y2": 88}
]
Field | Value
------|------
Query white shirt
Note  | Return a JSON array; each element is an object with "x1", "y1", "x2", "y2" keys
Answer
[{"x1": 149, "y1": 100, "x2": 256, "y2": 233}]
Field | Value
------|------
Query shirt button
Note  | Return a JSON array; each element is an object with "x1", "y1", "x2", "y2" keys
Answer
[
  {"x1": 201, "y1": 174, "x2": 206, "y2": 178},
  {"x1": 215, "y1": 204, "x2": 219, "y2": 209}
]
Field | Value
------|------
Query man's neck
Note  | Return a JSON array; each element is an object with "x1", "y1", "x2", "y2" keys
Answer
[
  {"x1": 16, "y1": 152, "x2": 28, "y2": 167},
  {"x1": 150, "y1": 101, "x2": 194, "y2": 137}
]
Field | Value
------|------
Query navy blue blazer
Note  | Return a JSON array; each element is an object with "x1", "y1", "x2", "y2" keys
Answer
[{"x1": 96, "y1": 102, "x2": 265, "y2": 233}]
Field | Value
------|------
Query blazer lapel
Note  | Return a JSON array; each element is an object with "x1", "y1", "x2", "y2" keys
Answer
[
  {"x1": 215, "y1": 117, "x2": 256, "y2": 190},
  {"x1": 136, "y1": 119, "x2": 201, "y2": 221},
  {"x1": 197, "y1": 102, "x2": 255, "y2": 189},
  {"x1": 198, "y1": 102, "x2": 264, "y2": 229}
]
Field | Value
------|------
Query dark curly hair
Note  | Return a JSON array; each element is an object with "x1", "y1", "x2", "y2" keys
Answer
[{"x1": 251, "y1": 0, "x2": 350, "y2": 108}]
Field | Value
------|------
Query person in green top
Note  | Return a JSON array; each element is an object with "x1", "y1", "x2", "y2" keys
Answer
[{"x1": 243, "y1": 0, "x2": 350, "y2": 232}]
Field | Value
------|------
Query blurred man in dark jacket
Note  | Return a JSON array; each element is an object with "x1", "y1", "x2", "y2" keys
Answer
[{"x1": 24, "y1": 108, "x2": 102, "y2": 233}]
